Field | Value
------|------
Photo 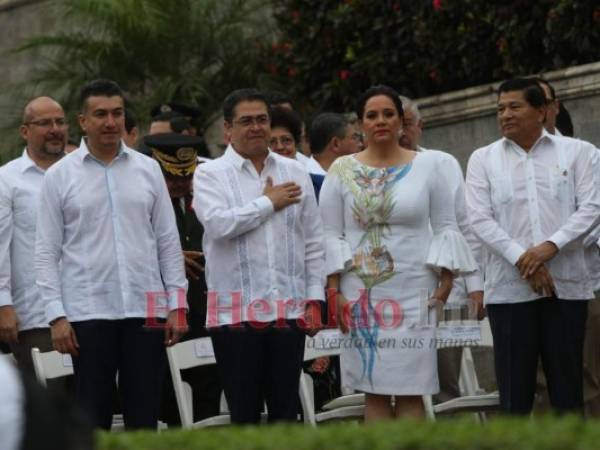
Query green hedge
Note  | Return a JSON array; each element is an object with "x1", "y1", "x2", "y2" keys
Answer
[{"x1": 99, "y1": 417, "x2": 600, "y2": 450}]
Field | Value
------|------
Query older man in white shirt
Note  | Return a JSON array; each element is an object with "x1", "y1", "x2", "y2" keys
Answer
[
  {"x1": 35, "y1": 79, "x2": 188, "y2": 430},
  {"x1": 193, "y1": 88, "x2": 325, "y2": 424},
  {"x1": 0, "y1": 97, "x2": 66, "y2": 374},
  {"x1": 466, "y1": 78, "x2": 600, "y2": 415}
]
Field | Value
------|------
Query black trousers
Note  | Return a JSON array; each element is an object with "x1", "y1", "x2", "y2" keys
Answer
[
  {"x1": 71, "y1": 319, "x2": 166, "y2": 430},
  {"x1": 209, "y1": 320, "x2": 305, "y2": 424},
  {"x1": 487, "y1": 298, "x2": 588, "y2": 415}
]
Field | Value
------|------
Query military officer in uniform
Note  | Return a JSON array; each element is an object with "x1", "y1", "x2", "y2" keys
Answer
[{"x1": 144, "y1": 132, "x2": 221, "y2": 424}]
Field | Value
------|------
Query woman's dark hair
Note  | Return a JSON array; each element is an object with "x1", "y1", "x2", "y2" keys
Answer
[
  {"x1": 356, "y1": 85, "x2": 404, "y2": 120},
  {"x1": 269, "y1": 107, "x2": 303, "y2": 144}
]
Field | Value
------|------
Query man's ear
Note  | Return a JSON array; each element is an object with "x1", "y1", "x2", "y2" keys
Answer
[
  {"x1": 19, "y1": 125, "x2": 28, "y2": 142},
  {"x1": 329, "y1": 136, "x2": 340, "y2": 155},
  {"x1": 78, "y1": 114, "x2": 87, "y2": 133}
]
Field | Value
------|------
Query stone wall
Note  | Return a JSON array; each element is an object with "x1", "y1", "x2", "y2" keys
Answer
[{"x1": 418, "y1": 61, "x2": 600, "y2": 170}]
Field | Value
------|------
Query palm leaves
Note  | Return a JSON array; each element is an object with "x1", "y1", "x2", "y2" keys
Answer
[{"x1": 1, "y1": 0, "x2": 274, "y2": 161}]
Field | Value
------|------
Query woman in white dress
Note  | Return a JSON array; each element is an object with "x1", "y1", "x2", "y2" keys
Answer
[{"x1": 319, "y1": 85, "x2": 476, "y2": 421}]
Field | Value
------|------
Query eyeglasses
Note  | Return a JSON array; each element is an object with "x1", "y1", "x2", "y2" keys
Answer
[
  {"x1": 233, "y1": 115, "x2": 269, "y2": 127},
  {"x1": 269, "y1": 136, "x2": 295, "y2": 147},
  {"x1": 24, "y1": 118, "x2": 68, "y2": 128}
]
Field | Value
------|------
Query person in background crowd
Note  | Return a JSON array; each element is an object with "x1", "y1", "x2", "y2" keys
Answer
[
  {"x1": 466, "y1": 78, "x2": 600, "y2": 415},
  {"x1": 150, "y1": 103, "x2": 202, "y2": 136},
  {"x1": 193, "y1": 88, "x2": 325, "y2": 424},
  {"x1": 265, "y1": 90, "x2": 312, "y2": 159},
  {"x1": 269, "y1": 107, "x2": 302, "y2": 160},
  {"x1": 122, "y1": 109, "x2": 139, "y2": 149},
  {"x1": 307, "y1": 112, "x2": 361, "y2": 175},
  {"x1": 321, "y1": 85, "x2": 476, "y2": 421},
  {"x1": 0, "y1": 97, "x2": 66, "y2": 375},
  {"x1": 534, "y1": 77, "x2": 600, "y2": 417},
  {"x1": 398, "y1": 95, "x2": 486, "y2": 404},
  {"x1": 144, "y1": 132, "x2": 221, "y2": 424},
  {"x1": 35, "y1": 79, "x2": 189, "y2": 430}
]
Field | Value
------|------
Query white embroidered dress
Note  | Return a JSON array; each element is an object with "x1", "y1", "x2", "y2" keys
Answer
[{"x1": 320, "y1": 151, "x2": 476, "y2": 395}]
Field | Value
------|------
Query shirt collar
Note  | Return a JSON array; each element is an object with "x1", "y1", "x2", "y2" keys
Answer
[
  {"x1": 224, "y1": 144, "x2": 275, "y2": 170},
  {"x1": 20, "y1": 148, "x2": 47, "y2": 174},
  {"x1": 78, "y1": 137, "x2": 129, "y2": 163},
  {"x1": 502, "y1": 128, "x2": 553, "y2": 154}
]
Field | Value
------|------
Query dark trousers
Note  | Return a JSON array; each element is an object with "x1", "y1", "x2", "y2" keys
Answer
[
  {"x1": 487, "y1": 298, "x2": 588, "y2": 415},
  {"x1": 71, "y1": 319, "x2": 167, "y2": 430},
  {"x1": 210, "y1": 320, "x2": 305, "y2": 424}
]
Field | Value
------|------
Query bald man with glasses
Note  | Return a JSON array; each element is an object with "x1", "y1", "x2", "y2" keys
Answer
[{"x1": 0, "y1": 96, "x2": 67, "y2": 374}]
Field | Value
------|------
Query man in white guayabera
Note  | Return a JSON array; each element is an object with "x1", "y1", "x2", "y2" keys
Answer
[{"x1": 193, "y1": 88, "x2": 325, "y2": 424}]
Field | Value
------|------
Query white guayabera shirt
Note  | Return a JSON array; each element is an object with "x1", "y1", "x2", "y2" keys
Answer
[
  {"x1": 466, "y1": 130, "x2": 600, "y2": 304},
  {"x1": 35, "y1": 139, "x2": 188, "y2": 324},
  {"x1": 0, "y1": 150, "x2": 48, "y2": 330},
  {"x1": 193, "y1": 145, "x2": 325, "y2": 327}
]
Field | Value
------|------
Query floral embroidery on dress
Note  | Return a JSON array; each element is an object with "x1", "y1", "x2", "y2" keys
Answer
[{"x1": 331, "y1": 156, "x2": 412, "y2": 385}]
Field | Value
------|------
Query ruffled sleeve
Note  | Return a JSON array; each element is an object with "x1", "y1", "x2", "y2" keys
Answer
[
  {"x1": 319, "y1": 159, "x2": 354, "y2": 276},
  {"x1": 426, "y1": 229, "x2": 477, "y2": 275},
  {"x1": 427, "y1": 152, "x2": 478, "y2": 275},
  {"x1": 325, "y1": 236, "x2": 353, "y2": 275}
]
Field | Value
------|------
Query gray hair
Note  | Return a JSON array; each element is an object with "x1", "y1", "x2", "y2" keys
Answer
[{"x1": 398, "y1": 95, "x2": 421, "y2": 121}]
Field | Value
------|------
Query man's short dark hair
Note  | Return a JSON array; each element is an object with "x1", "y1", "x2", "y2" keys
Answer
[
  {"x1": 265, "y1": 90, "x2": 293, "y2": 108},
  {"x1": 498, "y1": 78, "x2": 546, "y2": 108},
  {"x1": 124, "y1": 109, "x2": 137, "y2": 133},
  {"x1": 270, "y1": 107, "x2": 302, "y2": 144},
  {"x1": 531, "y1": 77, "x2": 556, "y2": 101},
  {"x1": 356, "y1": 85, "x2": 404, "y2": 120},
  {"x1": 309, "y1": 113, "x2": 348, "y2": 155},
  {"x1": 223, "y1": 88, "x2": 270, "y2": 123},
  {"x1": 79, "y1": 79, "x2": 124, "y2": 112}
]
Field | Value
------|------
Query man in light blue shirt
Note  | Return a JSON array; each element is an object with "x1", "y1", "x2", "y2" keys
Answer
[{"x1": 35, "y1": 79, "x2": 189, "y2": 430}]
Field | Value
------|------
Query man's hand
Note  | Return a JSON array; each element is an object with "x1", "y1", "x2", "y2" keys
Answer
[
  {"x1": 301, "y1": 301, "x2": 324, "y2": 337},
  {"x1": 165, "y1": 308, "x2": 189, "y2": 346},
  {"x1": 517, "y1": 241, "x2": 559, "y2": 278},
  {"x1": 526, "y1": 265, "x2": 556, "y2": 297},
  {"x1": 51, "y1": 318, "x2": 79, "y2": 356},
  {"x1": 0, "y1": 305, "x2": 18, "y2": 343},
  {"x1": 263, "y1": 176, "x2": 302, "y2": 211},
  {"x1": 183, "y1": 250, "x2": 204, "y2": 280},
  {"x1": 467, "y1": 291, "x2": 485, "y2": 321}
]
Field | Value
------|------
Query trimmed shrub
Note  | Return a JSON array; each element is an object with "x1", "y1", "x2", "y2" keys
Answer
[{"x1": 99, "y1": 416, "x2": 600, "y2": 450}]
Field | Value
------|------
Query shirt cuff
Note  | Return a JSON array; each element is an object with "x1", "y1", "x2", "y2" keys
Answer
[
  {"x1": 45, "y1": 300, "x2": 66, "y2": 324},
  {"x1": 503, "y1": 242, "x2": 526, "y2": 266},
  {"x1": 464, "y1": 271, "x2": 484, "y2": 293},
  {"x1": 305, "y1": 285, "x2": 325, "y2": 302},
  {"x1": 0, "y1": 290, "x2": 12, "y2": 307},
  {"x1": 548, "y1": 230, "x2": 569, "y2": 250},
  {"x1": 168, "y1": 288, "x2": 189, "y2": 312},
  {"x1": 255, "y1": 195, "x2": 275, "y2": 219}
]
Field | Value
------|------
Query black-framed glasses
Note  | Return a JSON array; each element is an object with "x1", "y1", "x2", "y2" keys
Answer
[
  {"x1": 233, "y1": 115, "x2": 269, "y2": 127},
  {"x1": 24, "y1": 118, "x2": 68, "y2": 128}
]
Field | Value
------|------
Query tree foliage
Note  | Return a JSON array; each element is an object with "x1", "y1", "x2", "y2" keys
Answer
[
  {"x1": 6, "y1": 0, "x2": 274, "y2": 146},
  {"x1": 269, "y1": 0, "x2": 600, "y2": 112}
]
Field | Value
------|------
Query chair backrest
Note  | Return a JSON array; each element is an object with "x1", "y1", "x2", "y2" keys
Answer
[
  {"x1": 31, "y1": 348, "x2": 74, "y2": 387},
  {"x1": 166, "y1": 337, "x2": 216, "y2": 428},
  {"x1": 304, "y1": 328, "x2": 343, "y2": 361}
]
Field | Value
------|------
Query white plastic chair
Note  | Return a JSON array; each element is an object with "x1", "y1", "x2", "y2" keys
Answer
[
  {"x1": 166, "y1": 337, "x2": 231, "y2": 428},
  {"x1": 300, "y1": 329, "x2": 365, "y2": 425},
  {"x1": 30, "y1": 347, "x2": 130, "y2": 431},
  {"x1": 424, "y1": 318, "x2": 499, "y2": 421},
  {"x1": 31, "y1": 347, "x2": 74, "y2": 387}
]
